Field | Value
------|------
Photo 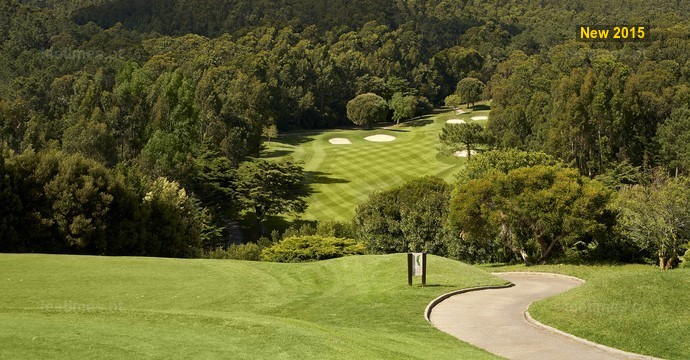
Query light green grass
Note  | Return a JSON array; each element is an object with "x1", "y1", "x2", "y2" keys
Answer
[
  {"x1": 0, "y1": 253, "x2": 506, "y2": 359},
  {"x1": 488, "y1": 264, "x2": 690, "y2": 359},
  {"x1": 264, "y1": 107, "x2": 490, "y2": 222}
]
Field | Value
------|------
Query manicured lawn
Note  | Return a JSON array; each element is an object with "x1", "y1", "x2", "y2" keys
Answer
[
  {"x1": 0, "y1": 254, "x2": 506, "y2": 359},
  {"x1": 263, "y1": 106, "x2": 490, "y2": 222},
  {"x1": 490, "y1": 264, "x2": 690, "y2": 359}
]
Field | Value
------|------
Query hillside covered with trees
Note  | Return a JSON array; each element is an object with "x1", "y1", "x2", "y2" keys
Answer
[{"x1": 2, "y1": 0, "x2": 690, "y2": 266}]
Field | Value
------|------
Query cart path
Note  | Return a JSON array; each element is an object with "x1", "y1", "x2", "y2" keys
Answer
[{"x1": 429, "y1": 272, "x2": 656, "y2": 360}]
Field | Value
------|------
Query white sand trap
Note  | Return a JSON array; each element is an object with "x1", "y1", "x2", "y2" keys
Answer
[
  {"x1": 364, "y1": 134, "x2": 396, "y2": 142},
  {"x1": 329, "y1": 138, "x2": 352, "y2": 145},
  {"x1": 455, "y1": 109, "x2": 466, "y2": 114},
  {"x1": 471, "y1": 116, "x2": 489, "y2": 121},
  {"x1": 454, "y1": 150, "x2": 478, "y2": 157},
  {"x1": 446, "y1": 119, "x2": 466, "y2": 124}
]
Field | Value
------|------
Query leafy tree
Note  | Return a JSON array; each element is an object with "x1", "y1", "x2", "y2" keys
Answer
[
  {"x1": 448, "y1": 165, "x2": 614, "y2": 265},
  {"x1": 346, "y1": 93, "x2": 389, "y2": 129},
  {"x1": 455, "y1": 149, "x2": 560, "y2": 182},
  {"x1": 439, "y1": 123, "x2": 486, "y2": 161},
  {"x1": 455, "y1": 77, "x2": 485, "y2": 107},
  {"x1": 262, "y1": 124, "x2": 278, "y2": 144},
  {"x1": 41, "y1": 151, "x2": 115, "y2": 251},
  {"x1": 236, "y1": 158, "x2": 308, "y2": 235},
  {"x1": 444, "y1": 94, "x2": 463, "y2": 109},
  {"x1": 614, "y1": 172, "x2": 690, "y2": 270},
  {"x1": 657, "y1": 107, "x2": 690, "y2": 176},
  {"x1": 389, "y1": 92, "x2": 416, "y2": 124},
  {"x1": 355, "y1": 176, "x2": 451, "y2": 255},
  {"x1": 141, "y1": 177, "x2": 208, "y2": 258}
]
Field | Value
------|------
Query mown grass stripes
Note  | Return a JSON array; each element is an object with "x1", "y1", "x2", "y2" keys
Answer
[{"x1": 264, "y1": 107, "x2": 490, "y2": 221}]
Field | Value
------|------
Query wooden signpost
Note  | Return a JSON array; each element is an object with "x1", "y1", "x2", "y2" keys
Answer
[{"x1": 407, "y1": 252, "x2": 426, "y2": 286}]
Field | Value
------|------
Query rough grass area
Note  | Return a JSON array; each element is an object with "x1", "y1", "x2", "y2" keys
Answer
[
  {"x1": 490, "y1": 264, "x2": 690, "y2": 359},
  {"x1": 0, "y1": 254, "x2": 506, "y2": 359},
  {"x1": 263, "y1": 107, "x2": 490, "y2": 221}
]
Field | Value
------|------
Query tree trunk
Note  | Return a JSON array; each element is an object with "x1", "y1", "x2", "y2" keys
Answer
[
  {"x1": 662, "y1": 251, "x2": 678, "y2": 271},
  {"x1": 502, "y1": 222, "x2": 532, "y2": 266},
  {"x1": 466, "y1": 143, "x2": 472, "y2": 161},
  {"x1": 536, "y1": 235, "x2": 559, "y2": 264},
  {"x1": 519, "y1": 248, "x2": 532, "y2": 266}
]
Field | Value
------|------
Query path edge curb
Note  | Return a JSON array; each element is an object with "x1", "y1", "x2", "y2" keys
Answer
[
  {"x1": 424, "y1": 283, "x2": 514, "y2": 322},
  {"x1": 523, "y1": 311, "x2": 661, "y2": 360}
]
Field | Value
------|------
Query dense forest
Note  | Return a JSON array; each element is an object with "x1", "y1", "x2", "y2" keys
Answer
[{"x1": 2, "y1": 0, "x2": 690, "y2": 265}]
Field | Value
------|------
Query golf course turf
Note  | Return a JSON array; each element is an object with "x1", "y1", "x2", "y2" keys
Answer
[
  {"x1": 0, "y1": 253, "x2": 506, "y2": 359},
  {"x1": 263, "y1": 107, "x2": 490, "y2": 222},
  {"x1": 490, "y1": 264, "x2": 690, "y2": 359}
]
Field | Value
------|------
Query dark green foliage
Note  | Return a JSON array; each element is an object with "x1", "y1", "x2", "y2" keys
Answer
[
  {"x1": 613, "y1": 171, "x2": 690, "y2": 270},
  {"x1": 594, "y1": 160, "x2": 643, "y2": 190},
  {"x1": 455, "y1": 78, "x2": 485, "y2": 107},
  {"x1": 0, "y1": 149, "x2": 211, "y2": 257},
  {"x1": 346, "y1": 93, "x2": 389, "y2": 128},
  {"x1": 236, "y1": 158, "x2": 308, "y2": 235},
  {"x1": 448, "y1": 166, "x2": 614, "y2": 265},
  {"x1": 0, "y1": 153, "x2": 22, "y2": 251},
  {"x1": 281, "y1": 220, "x2": 355, "y2": 240},
  {"x1": 455, "y1": 149, "x2": 560, "y2": 182},
  {"x1": 260, "y1": 235, "x2": 365, "y2": 263},
  {"x1": 657, "y1": 107, "x2": 690, "y2": 175},
  {"x1": 355, "y1": 176, "x2": 451, "y2": 255},
  {"x1": 203, "y1": 243, "x2": 263, "y2": 261}
]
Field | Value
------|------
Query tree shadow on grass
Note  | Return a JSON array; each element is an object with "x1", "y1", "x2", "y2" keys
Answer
[
  {"x1": 472, "y1": 104, "x2": 491, "y2": 111},
  {"x1": 401, "y1": 119, "x2": 433, "y2": 127},
  {"x1": 307, "y1": 170, "x2": 349, "y2": 185},
  {"x1": 261, "y1": 149, "x2": 293, "y2": 158},
  {"x1": 276, "y1": 131, "x2": 321, "y2": 147}
]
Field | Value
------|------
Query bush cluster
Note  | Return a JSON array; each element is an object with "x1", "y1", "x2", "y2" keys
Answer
[
  {"x1": 0, "y1": 149, "x2": 211, "y2": 257},
  {"x1": 260, "y1": 235, "x2": 365, "y2": 263}
]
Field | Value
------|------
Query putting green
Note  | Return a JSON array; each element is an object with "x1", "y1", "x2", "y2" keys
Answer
[{"x1": 263, "y1": 107, "x2": 490, "y2": 221}]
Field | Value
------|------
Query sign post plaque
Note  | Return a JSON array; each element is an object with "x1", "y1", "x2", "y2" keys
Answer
[{"x1": 407, "y1": 252, "x2": 426, "y2": 286}]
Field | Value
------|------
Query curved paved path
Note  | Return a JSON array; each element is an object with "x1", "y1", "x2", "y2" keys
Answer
[{"x1": 429, "y1": 273, "x2": 655, "y2": 360}]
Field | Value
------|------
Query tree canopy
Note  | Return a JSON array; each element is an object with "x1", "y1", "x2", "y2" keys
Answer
[
  {"x1": 346, "y1": 93, "x2": 389, "y2": 128},
  {"x1": 439, "y1": 123, "x2": 486, "y2": 161},
  {"x1": 236, "y1": 158, "x2": 309, "y2": 235},
  {"x1": 448, "y1": 165, "x2": 614, "y2": 265},
  {"x1": 614, "y1": 172, "x2": 690, "y2": 270}
]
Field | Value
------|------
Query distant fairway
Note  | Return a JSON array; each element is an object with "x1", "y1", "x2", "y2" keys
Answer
[
  {"x1": 264, "y1": 106, "x2": 490, "y2": 221},
  {"x1": 0, "y1": 254, "x2": 505, "y2": 359}
]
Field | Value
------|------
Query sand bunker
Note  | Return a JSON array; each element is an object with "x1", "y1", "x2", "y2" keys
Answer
[
  {"x1": 455, "y1": 109, "x2": 466, "y2": 114},
  {"x1": 454, "y1": 150, "x2": 478, "y2": 157},
  {"x1": 328, "y1": 138, "x2": 352, "y2": 145},
  {"x1": 446, "y1": 119, "x2": 466, "y2": 124},
  {"x1": 471, "y1": 116, "x2": 489, "y2": 121},
  {"x1": 364, "y1": 134, "x2": 396, "y2": 142}
]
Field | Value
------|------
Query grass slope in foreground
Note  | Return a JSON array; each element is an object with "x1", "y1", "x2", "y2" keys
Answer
[
  {"x1": 263, "y1": 107, "x2": 489, "y2": 221},
  {"x1": 493, "y1": 264, "x2": 690, "y2": 359},
  {"x1": 0, "y1": 254, "x2": 505, "y2": 359}
]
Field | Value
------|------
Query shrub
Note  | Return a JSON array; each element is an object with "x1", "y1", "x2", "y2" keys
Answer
[
  {"x1": 203, "y1": 243, "x2": 263, "y2": 261},
  {"x1": 280, "y1": 220, "x2": 355, "y2": 240},
  {"x1": 681, "y1": 243, "x2": 690, "y2": 268},
  {"x1": 260, "y1": 235, "x2": 365, "y2": 263}
]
